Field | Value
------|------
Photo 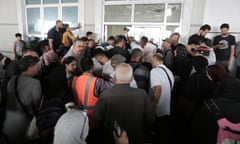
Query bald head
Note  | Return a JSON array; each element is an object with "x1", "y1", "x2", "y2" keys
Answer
[{"x1": 115, "y1": 63, "x2": 133, "y2": 84}]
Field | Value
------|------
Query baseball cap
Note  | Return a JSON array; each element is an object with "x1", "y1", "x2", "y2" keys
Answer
[{"x1": 162, "y1": 38, "x2": 172, "y2": 43}]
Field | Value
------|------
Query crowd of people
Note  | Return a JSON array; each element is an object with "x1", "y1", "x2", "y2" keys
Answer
[{"x1": 0, "y1": 19, "x2": 240, "y2": 144}]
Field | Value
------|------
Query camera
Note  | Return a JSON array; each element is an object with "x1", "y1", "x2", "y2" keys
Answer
[
  {"x1": 191, "y1": 48, "x2": 197, "y2": 53},
  {"x1": 197, "y1": 46, "x2": 210, "y2": 56}
]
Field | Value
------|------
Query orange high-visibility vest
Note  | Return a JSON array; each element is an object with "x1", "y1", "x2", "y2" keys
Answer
[{"x1": 72, "y1": 74, "x2": 98, "y2": 128}]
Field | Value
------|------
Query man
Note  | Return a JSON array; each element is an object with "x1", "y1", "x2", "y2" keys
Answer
[
  {"x1": 47, "y1": 20, "x2": 80, "y2": 51},
  {"x1": 170, "y1": 32, "x2": 187, "y2": 56},
  {"x1": 140, "y1": 36, "x2": 157, "y2": 63},
  {"x1": 213, "y1": 23, "x2": 236, "y2": 70},
  {"x1": 128, "y1": 48, "x2": 150, "y2": 92},
  {"x1": 109, "y1": 35, "x2": 130, "y2": 61},
  {"x1": 72, "y1": 57, "x2": 115, "y2": 128},
  {"x1": 170, "y1": 32, "x2": 187, "y2": 77},
  {"x1": 187, "y1": 24, "x2": 211, "y2": 56},
  {"x1": 63, "y1": 38, "x2": 87, "y2": 75},
  {"x1": 162, "y1": 38, "x2": 174, "y2": 71},
  {"x1": 86, "y1": 31, "x2": 94, "y2": 40},
  {"x1": 139, "y1": 36, "x2": 148, "y2": 49},
  {"x1": 85, "y1": 39, "x2": 97, "y2": 58},
  {"x1": 150, "y1": 53, "x2": 174, "y2": 144},
  {"x1": 110, "y1": 54, "x2": 138, "y2": 88},
  {"x1": 128, "y1": 36, "x2": 141, "y2": 50},
  {"x1": 2, "y1": 56, "x2": 42, "y2": 144},
  {"x1": 94, "y1": 48, "x2": 114, "y2": 77},
  {"x1": 105, "y1": 36, "x2": 115, "y2": 50},
  {"x1": 93, "y1": 63, "x2": 155, "y2": 144},
  {"x1": 13, "y1": 33, "x2": 27, "y2": 61}
]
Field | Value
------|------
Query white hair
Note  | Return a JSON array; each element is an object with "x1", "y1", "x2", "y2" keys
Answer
[{"x1": 115, "y1": 63, "x2": 133, "y2": 82}]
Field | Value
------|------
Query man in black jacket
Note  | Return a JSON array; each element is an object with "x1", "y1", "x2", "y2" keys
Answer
[
  {"x1": 109, "y1": 35, "x2": 130, "y2": 61},
  {"x1": 128, "y1": 48, "x2": 150, "y2": 92},
  {"x1": 93, "y1": 63, "x2": 155, "y2": 144}
]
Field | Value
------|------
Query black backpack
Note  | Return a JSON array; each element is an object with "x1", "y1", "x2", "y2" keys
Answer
[{"x1": 36, "y1": 98, "x2": 66, "y2": 142}]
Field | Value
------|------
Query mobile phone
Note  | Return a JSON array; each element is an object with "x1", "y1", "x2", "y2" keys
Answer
[{"x1": 113, "y1": 120, "x2": 122, "y2": 137}]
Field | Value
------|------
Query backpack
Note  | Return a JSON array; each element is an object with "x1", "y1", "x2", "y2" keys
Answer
[
  {"x1": 204, "y1": 99, "x2": 240, "y2": 144},
  {"x1": 132, "y1": 63, "x2": 149, "y2": 92},
  {"x1": 36, "y1": 98, "x2": 66, "y2": 142}
]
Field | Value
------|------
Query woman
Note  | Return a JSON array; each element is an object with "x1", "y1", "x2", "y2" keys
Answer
[
  {"x1": 188, "y1": 77, "x2": 240, "y2": 144},
  {"x1": 62, "y1": 56, "x2": 77, "y2": 87}
]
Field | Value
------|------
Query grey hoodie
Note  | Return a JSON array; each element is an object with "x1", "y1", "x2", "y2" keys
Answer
[{"x1": 54, "y1": 109, "x2": 89, "y2": 144}]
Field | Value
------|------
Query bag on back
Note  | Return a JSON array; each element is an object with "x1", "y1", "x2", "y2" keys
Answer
[{"x1": 36, "y1": 98, "x2": 66, "y2": 142}]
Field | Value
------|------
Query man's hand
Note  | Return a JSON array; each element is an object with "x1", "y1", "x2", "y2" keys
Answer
[
  {"x1": 227, "y1": 59, "x2": 232, "y2": 67},
  {"x1": 114, "y1": 130, "x2": 129, "y2": 144},
  {"x1": 217, "y1": 43, "x2": 225, "y2": 49}
]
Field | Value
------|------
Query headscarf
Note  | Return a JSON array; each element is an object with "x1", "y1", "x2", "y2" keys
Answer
[
  {"x1": 214, "y1": 77, "x2": 240, "y2": 102},
  {"x1": 192, "y1": 56, "x2": 208, "y2": 73}
]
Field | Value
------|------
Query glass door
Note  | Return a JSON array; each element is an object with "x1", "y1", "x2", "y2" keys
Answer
[{"x1": 133, "y1": 26, "x2": 164, "y2": 47}]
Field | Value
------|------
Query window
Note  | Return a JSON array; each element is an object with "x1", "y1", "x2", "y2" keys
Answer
[
  {"x1": 62, "y1": 0, "x2": 78, "y2": 3},
  {"x1": 44, "y1": 7, "x2": 58, "y2": 34},
  {"x1": 105, "y1": 5, "x2": 132, "y2": 22},
  {"x1": 27, "y1": 8, "x2": 41, "y2": 34},
  {"x1": 43, "y1": 0, "x2": 59, "y2": 4},
  {"x1": 26, "y1": 0, "x2": 41, "y2": 4},
  {"x1": 25, "y1": 0, "x2": 79, "y2": 37},
  {"x1": 105, "y1": 25, "x2": 131, "y2": 38},
  {"x1": 104, "y1": 1, "x2": 182, "y2": 45},
  {"x1": 62, "y1": 6, "x2": 78, "y2": 35},
  {"x1": 134, "y1": 4, "x2": 165, "y2": 22},
  {"x1": 134, "y1": 27, "x2": 163, "y2": 44},
  {"x1": 167, "y1": 4, "x2": 182, "y2": 23},
  {"x1": 62, "y1": 6, "x2": 78, "y2": 27},
  {"x1": 166, "y1": 25, "x2": 180, "y2": 37},
  {"x1": 105, "y1": 0, "x2": 126, "y2": 1}
]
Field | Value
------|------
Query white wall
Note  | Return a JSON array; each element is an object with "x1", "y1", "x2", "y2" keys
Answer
[
  {"x1": 85, "y1": 0, "x2": 95, "y2": 32},
  {"x1": 189, "y1": 0, "x2": 206, "y2": 34},
  {"x1": 204, "y1": 0, "x2": 240, "y2": 41},
  {"x1": 0, "y1": 0, "x2": 19, "y2": 54},
  {"x1": 204, "y1": 0, "x2": 240, "y2": 32}
]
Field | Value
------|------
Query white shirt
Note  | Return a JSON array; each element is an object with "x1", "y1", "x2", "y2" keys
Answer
[
  {"x1": 130, "y1": 41, "x2": 142, "y2": 50},
  {"x1": 208, "y1": 48, "x2": 216, "y2": 65},
  {"x1": 150, "y1": 64, "x2": 174, "y2": 117}
]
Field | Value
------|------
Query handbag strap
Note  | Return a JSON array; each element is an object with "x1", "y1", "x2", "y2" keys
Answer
[
  {"x1": 158, "y1": 66, "x2": 173, "y2": 89},
  {"x1": 204, "y1": 99, "x2": 223, "y2": 120},
  {"x1": 14, "y1": 76, "x2": 33, "y2": 118}
]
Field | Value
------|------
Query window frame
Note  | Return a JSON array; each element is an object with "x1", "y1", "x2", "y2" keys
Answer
[
  {"x1": 25, "y1": 0, "x2": 80, "y2": 38},
  {"x1": 103, "y1": 0, "x2": 184, "y2": 43}
]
